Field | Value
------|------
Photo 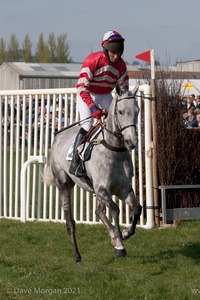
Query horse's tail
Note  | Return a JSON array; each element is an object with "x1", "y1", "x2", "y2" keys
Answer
[{"x1": 42, "y1": 164, "x2": 56, "y2": 186}]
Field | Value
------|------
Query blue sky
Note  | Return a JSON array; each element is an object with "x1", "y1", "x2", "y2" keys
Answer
[{"x1": 0, "y1": 0, "x2": 200, "y2": 65}]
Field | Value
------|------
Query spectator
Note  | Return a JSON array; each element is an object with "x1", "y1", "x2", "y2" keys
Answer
[
  {"x1": 186, "y1": 95, "x2": 196, "y2": 109},
  {"x1": 181, "y1": 96, "x2": 187, "y2": 110},
  {"x1": 188, "y1": 113, "x2": 200, "y2": 128},
  {"x1": 183, "y1": 106, "x2": 196, "y2": 127},
  {"x1": 196, "y1": 114, "x2": 200, "y2": 127},
  {"x1": 195, "y1": 95, "x2": 200, "y2": 108}
]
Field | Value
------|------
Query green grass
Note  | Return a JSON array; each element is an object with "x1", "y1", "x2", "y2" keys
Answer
[{"x1": 0, "y1": 219, "x2": 200, "y2": 300}]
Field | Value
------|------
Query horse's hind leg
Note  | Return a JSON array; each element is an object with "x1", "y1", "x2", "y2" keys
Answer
[
  {"x1": 95, "y1": 187, "x2": 126, "y2": 257},
  {"x1": 122, "y1": 190, "x2": 142, "y2": 240},
  {"x1": 63, "y1": 200, "x2": 81, "y2": 263},
  {"x1": 54, "y1": 173, "x2": 81, "y2": 263}
]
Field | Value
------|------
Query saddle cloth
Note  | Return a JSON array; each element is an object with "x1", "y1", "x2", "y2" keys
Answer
[{"x1": 66, "y1": 124, "x2": 102, "y2": 161}]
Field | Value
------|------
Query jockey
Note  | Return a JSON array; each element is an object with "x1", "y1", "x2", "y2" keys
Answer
[{"x1": 69, "y1": 30, "x2": 129, "y2": 177}]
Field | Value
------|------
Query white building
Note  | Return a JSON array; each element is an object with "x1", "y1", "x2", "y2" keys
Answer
[
  {"x1": 0, "y1": 62, "x2": 81, "y2": 90},
  {"x1": 176, "y1": 60, "x2": 200, "y2": 73}
]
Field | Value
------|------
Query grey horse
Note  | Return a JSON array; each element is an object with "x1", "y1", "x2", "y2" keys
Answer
[{"x1": 43, "y1": 85, "x2": 142, "y2": 263}]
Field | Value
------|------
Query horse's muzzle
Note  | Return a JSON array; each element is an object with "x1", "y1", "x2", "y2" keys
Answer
[{"x1": 125, "y1": 139, "x2": 138, "y2": 150}]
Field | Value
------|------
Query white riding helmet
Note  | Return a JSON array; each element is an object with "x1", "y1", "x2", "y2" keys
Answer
[{"x1": 101, "y1": 30, "x2": 125, "y2": 56}]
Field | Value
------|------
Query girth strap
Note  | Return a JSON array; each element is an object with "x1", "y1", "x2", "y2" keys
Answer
[{"x1": 99, "y1": 139, "x2": 127, "y2": 152}]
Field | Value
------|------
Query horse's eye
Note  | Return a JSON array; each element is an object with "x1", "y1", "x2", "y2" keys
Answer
[{"x1": 118, "y1": 110, "x2": 122, "y2": 115}]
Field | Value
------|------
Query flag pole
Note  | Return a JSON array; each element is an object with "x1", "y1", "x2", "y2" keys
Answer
[
  {"x1": 150, "y1": 49, "x2": 160, "y2": 227},
  {"x1": 136, "y1": 49, "x2": 160, "y2": 227}
]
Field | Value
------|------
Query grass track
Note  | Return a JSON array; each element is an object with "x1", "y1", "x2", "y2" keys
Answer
[{"x1": 0, "y1": 219, "x2": 200, "y2": 300}]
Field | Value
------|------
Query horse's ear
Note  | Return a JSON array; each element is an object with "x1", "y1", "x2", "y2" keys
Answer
[
  {"x1": 116, "y1": 83, "x2": 122, "y2": 96},
  {"x1": 132, "y1": 84, "x2": 139, "y2": 96}
]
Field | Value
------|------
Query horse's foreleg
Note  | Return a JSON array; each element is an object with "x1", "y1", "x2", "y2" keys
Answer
[
  {"x1": 96, "y1": 187, "x2": 126, "y2": 257},
  {"x1": 122, "y1": 190, "x2": 142, "y2": 240},
  {"x1": 95, "y1": 201, "x2": 116, "y2": 246}
]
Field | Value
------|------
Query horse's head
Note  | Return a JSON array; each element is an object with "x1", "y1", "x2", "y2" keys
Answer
[{"x1": 108, "y1": 85, "x2": 139, "y2": 150}]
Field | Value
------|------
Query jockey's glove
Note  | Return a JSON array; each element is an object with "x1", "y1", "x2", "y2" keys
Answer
[{"x1": 90, "y1": 105, "x2": 103, "y2": 119}]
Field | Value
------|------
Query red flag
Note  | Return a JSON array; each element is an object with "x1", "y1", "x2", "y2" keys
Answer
[{"x1": 136, "y1": 50, "x2": 151, "y2": 63}]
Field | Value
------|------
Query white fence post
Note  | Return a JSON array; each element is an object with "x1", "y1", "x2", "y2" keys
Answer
[
  {"x1": 20, "y1": 156, "x2": 47, "y2": 222},
  {"x1": 138, "y1": 84, "x2": 155, "y2": 229}
]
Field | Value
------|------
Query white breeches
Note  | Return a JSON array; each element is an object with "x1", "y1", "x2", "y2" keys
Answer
[{"x1": 77, "y1": 93, "x2": 113, "y2": 131}]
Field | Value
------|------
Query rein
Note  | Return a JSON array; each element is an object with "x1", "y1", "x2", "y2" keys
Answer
[
  {"x1": 54, "y1": 93, "x2": 138, "y2": 153},
  {"x1": 54, "y1": 116, "x2": 92, "y2": 136},
  {"x1": 104, "y1": 95, "x2": 137, "y2": 139}
]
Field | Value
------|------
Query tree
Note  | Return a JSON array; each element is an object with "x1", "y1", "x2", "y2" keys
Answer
[
  {"x1": 132, "y1": 60, "x2": 140, "y2": 65},
  {"x1": 7, "y1": 34, "x2": 19, "y2": 61},
  {"x1": 22, "y1": 34, "x2": 32, "y2": 62},
  {"x1": 47, "y1": 32, "x2": 56, "y2": 63},
  {"x1": 35, "y1": 33, "x2": 51, "y2": 63},
  {"x1": 55, "y1": 33, "x2": 71, "y2": 63},
  {"x1": 0, "y1": 32, "x2": 73, "y2": 63},
  {"x1": 0, "y1": 38, "x2": 7, "y2": 63}
]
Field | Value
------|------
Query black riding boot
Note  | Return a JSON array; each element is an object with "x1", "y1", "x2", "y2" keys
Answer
[{"x1": 69, "y1": 128, "x2": 87, "y2": 177}]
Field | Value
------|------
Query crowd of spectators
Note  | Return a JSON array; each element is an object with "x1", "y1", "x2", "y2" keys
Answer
[
  {"x1": 1, "y1": 97, "x2": 72, "y2": 147},
  {"x1": 181, "y1": 94, "x2": 200, "y2": 128},
  {"x1": 3, "y1": 93, "x2": 200, "y2": 149}
]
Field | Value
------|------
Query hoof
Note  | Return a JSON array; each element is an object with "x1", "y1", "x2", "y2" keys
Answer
[
  {"x1": 115, "y1": 247, "x2": 127, "y2": 257},
  {"x1": 122, "y1": 229, "x2": 130, "y2": 240},
  {"x1": 74, "y1": 256, "x2": 82, "y2": 263}
]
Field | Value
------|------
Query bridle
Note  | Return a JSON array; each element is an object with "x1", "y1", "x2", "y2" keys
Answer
[
  {"x1": 102, "y1": 94, "x2": 138, "y2": 140},
  {"x1": 99, "y1": 94, "x2": 138, "y2": 152}
]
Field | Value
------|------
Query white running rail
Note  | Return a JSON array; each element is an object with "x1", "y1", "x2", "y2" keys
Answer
[{"x1": 0, "y1": 86, "x2": 154, "y2": 228}]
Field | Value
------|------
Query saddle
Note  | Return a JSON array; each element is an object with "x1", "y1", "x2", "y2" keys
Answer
[
  {"x1": 77, "y1": 123, "x2": 102, "y2": 161},
  {"x1": 66, "y1": 123, "x2": 103, "y2": 162}
]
